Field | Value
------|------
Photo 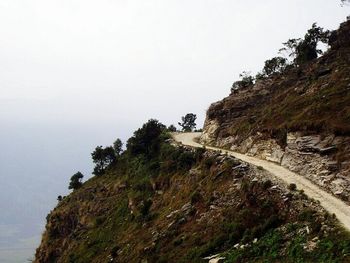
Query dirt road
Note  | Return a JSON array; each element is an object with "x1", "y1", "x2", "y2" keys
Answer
[{"x1": 173, "y1": 132, "x2": 350, "y2": 232}]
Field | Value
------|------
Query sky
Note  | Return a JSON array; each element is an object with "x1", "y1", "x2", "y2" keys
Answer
[{"x1": 0, "y1": 0, "x2": 349, "y2": 262}]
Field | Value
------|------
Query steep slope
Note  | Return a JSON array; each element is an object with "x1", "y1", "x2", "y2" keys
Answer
[
  {"x1": 201, "y1": 20, "x2": 350, "y2": 202},
  {"x1": 35, "y1": 124, "x2": 350, "y2": 263},
  {"x1": 174, "y1": 132, "x2": 350, "y2": 232}
]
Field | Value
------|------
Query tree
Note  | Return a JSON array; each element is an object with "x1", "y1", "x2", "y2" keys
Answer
[
  {"x1": 91, "y1": 146, "x2": 116, "y2": 176},
  {"x1": 68, "y1": 171, "x2": 84, "y2": 190},
  {"x1": 279, "y1": 23, "x2": 330, "y2": 65},
  {"x1": 167, "y1": 124, "x2": 177, "y2": 132},
  {"x1": 262, "y1": 56, "x2": 287, "y2": 76},
  {"x1": 231, "y1": 71, "x2": 254, "y2": 93},
  {"x1": 127, "y1": 119, "x2": 166, "y2": 157},
  {"x1": 113, "y1": 138, "x2": 123, "y2": 156},
  {"x1": 178, "y1": 113, "x2": 197, "y2": 132}
]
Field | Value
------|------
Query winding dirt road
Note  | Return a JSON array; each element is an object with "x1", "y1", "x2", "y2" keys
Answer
[{"x1": 173, "y1": 132, "x2": 350, "y2": 232}]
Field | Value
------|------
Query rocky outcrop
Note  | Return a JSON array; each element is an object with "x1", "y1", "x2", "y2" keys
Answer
[
  {"x1": 201, "y1": 115, "x2": 350, "y2": 201},
  {"x1": 201, "y1": 20, "x2": 350, "y2": 202}
]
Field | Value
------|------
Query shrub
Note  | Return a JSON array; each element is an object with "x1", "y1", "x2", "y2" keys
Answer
[
  {"x1": 195, "y1": 147, "x2": 206, "y2": 161},
  {"x1": 68, "y1": 172, "x2": 84, "y2": 190},
  {"x1": 263, "y1": 180, "x2": 273, "y2": 189},
  {"x1": 231, "y1": 71, "x2": 255, "y2": 93},
  {"x1": 190, "y1": 191, "x2": 202, "y2": 204},
  {"x1": 288, "y1": 183, "x2": 297, "y2": 191},
  {"x1": 167, "y1": 124, "x2": 177, "y2": 132},
  {"x1": 262, "y1": 57, "x2": 288, "y2": 76},
  {"x1": 298, "y1": 209, "x2": 315, "y2": 222},
  {"x1": 127, "y1": 119, "x2": 166, "y2": 158},
  {"x1": 203, "y1": 156, "x2": 215, "y2": 169},
  {"x1": 279, "y1": 23, "x2": 330, "y2": 65},
  {"x1": 140, "y1": 199, "x2": 153, "y2": 217},
  {"x1": 178, "y1": 151, "x2": 196, "y2": 170}
]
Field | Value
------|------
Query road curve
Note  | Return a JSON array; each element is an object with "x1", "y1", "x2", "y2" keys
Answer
[{"x1": 173, "y1": 132, "x2": 350, "y2": 232}]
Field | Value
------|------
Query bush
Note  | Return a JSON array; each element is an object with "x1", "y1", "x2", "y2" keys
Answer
[
  {"x1": 127, "y1": 119, "x2": 166, "y2": 158},
  {"x1": 288, "y1": 183, "x2": 297, "y2": 191},
  {"x1": 263, "y1": 180, "x2": 273, "y2": 189},
  {"x1": 167, "y1": 124, "x2": 177, "y2": 132},
  {"x1": 203, "y1": 156, "x2": 215, "y2": 169},
  {"x1": 190, "y1": 191, "x2": 202, "y2": 204},
  {"x1": 280, "y1": 23, "x2": 330, "y2": 65},
  {"x1": 195, "y1": 147, "x2": 206, "y2": 161},
  {"x1": 262, "y1": 57, "x2": 287, "y2": 76},
  {"x1": 68, "y1": 172, "x2": 84, "y2": 190},
  {"x1": 140, "y1": 199, "x2": 153, "y2": 217},
  {"x1": 231, "y1": 71, "x2": 255, "y2": 93},
  {"x1": 298, "y1": 209, "x2": 315, "y2": 222},
  {"x1": 178, "y1": 151, "x2": 196, "y2": 170}
]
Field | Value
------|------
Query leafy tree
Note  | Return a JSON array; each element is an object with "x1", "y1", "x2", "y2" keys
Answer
[
  {"x1": 178, "y1": 113, "x2": 197, "y2": 132},
  {"x1": 113, "y1": 138, "x2": 123, "y2": 156},
  {"x1": 279, "y1": 23, "x2": 330, "y2": 65},
  {"x1": 68, "y1": 171, "x2": 84, "y2": 190},
  {"x1": 231, "y1": 71, "x2": 254, "y2": 93},
  {"x1": 127, "y1": 119, "x2": 166, "y2": 157},
  {"x1": 91, "y1": 146, "x2": 116, "y2": 176},
  {"x1": 262, "y1": 56, "x2": 287, "y2": 76},
  {"x1": 167, "y1": 124, "x2": 177, "y2": 132}
]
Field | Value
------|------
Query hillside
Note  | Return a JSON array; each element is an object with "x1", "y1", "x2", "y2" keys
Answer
[
  {"x1": 35, "y1": 122, "x2": 350, "y2": 263},
  {"x1": 201, "y1": 20, "x2": 350, "y2": 203},
  {"x1": 34, "y1": 20, "x2": 350, "y2": 263}
]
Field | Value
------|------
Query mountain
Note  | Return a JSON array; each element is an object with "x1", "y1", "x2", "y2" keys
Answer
[
  {"x1": 34, "y1": 20, "x2": 350, "y2": 263},
  {"x1": 201, "y1": 19, "x2": 350, "y2": 203}
]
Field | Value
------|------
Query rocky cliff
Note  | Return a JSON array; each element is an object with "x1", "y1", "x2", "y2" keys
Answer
[
  {"x1": 201, "y1": 20, "x2": 350, "y2": 202},
  {"x1": 35, "y1": 125, "x2": 350, "y2": 262}
]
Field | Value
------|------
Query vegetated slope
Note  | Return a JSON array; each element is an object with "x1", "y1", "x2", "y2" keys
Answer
[
  {"x1": 35, "y1": 122, "x2": 350, "y2": 263},
  {"x1": 201, "y1": 20, "x2": 350, "y2": 201}
]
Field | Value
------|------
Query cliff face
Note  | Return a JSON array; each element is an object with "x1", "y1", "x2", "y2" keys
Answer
[{"x1": 201, "y1": 20, "x2": 350, "y2": 202}]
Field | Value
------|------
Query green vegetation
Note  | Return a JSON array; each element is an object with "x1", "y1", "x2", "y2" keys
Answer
[
  {"x1": 167, "y1": 124, "x2": 177, "y2": 132},
  {"x1": 91, "y1": 145, "x2": 116, "y2": 176},
  {"x1": 231, "y1": 71, "x2": 254, "y2": 93},
  {"x1": 259, "y1": 56, "x2": 288, "y2": 78},
  {"x1": 232, "y1": 24, "x2": 331, "y2": 93},
  {"x1": 178, "y1": 113, "x2": 197, "y2": 132},
  {"x1": 280, "y1": 23, "x2": 330, "y2": 65},
  {"x1": 68, "y1": 171, "x2": 84, "y2": 190},
  {"x1": 126, "y1": 119, "x2": 166, "y2": 158},
  {"x1": 289, "y1": 183, "x2": 297, "y2": 191},
  {"x1": 113, "y1": 138, "x2": 123, "y2": 157},
  {"x1": 38, "y1": 119, "x2": 350, "y2": 263}
]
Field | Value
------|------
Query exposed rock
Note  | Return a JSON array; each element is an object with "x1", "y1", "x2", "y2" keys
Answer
[
  {"x1": 204, "y1": 254, "x2": 225, "y2": 263},
  {"x1": 200, "y1": 119, "x2": 220, "y2": 145}
]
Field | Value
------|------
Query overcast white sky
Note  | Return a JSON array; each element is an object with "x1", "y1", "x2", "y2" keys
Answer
[
  {"x1": 0, "y1": 0, "x2": 349, "y2": 129},
  {"x1": 0, "y1": 1, "x2": 349, "y2": 262}
]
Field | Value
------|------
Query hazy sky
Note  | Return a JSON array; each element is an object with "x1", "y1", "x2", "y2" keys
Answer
[{"x1": 0, "y1": 1, "x2": 349, "y2": 262}]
